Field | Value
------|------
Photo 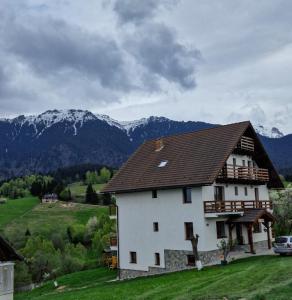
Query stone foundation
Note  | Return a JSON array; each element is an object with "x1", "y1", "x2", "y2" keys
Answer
[
  {"x1": 119, "y1": 248, "x2": 221, "y2": 280},
  {"x1": 119, "y1": 241, "x2": 270, "y2": 279}
]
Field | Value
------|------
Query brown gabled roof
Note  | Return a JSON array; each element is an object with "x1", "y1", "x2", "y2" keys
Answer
[
  {"x1": 227, "y1": 209, "x2": 275, "y2": 224},
  {"x1": 0, "y1": 236, "x2": 23, "y2": 261},
  {"x1": 102, "y1": 121, "x2": 283, "y2": 193}
]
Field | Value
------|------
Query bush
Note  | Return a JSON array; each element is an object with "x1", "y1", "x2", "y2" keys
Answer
[{"x1": 14, "y1": 262, "x2": 32, "y2": 288}]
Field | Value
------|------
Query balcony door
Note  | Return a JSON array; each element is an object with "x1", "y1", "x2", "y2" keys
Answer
[
  {"x1": 214, "y1": 186, "x2": 225, "y2": 212},
  {"x1": 214, "y1": 186, "x2": 225, "y2": 202}
]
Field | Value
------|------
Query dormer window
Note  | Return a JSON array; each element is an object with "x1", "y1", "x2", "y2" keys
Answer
[{"x1": 158, "y1": 160, "x2": 168, "y2": 168}]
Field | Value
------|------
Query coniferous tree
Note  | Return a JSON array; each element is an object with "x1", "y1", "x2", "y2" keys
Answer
[{"x1": 86, "y1": 184, "x2": 98, "y2": 204}]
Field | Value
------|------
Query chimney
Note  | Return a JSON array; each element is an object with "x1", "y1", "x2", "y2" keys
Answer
[{"x1": 155, "y1": 139, "x2": 164, "y2": 152}]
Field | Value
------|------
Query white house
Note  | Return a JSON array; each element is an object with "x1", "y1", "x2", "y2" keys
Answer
[
  {"x1": 0, "y1": 236, "x2": 23, "y2": 300},
  {"x1": 102, "y1": 121, "x2": 283, "y2": 279}
]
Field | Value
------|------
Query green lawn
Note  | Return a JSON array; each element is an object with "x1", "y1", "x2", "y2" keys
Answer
[
  {"x1": 16, "y1": 255, "x2": 292, "y2": 300},
  {"x1": 0, "y1": 196, "x2": 39, "y2": 229},
  {"x1": 3, "y1": 200, "x2": 108, "y2": 245},
  {"x1": 68, "y1": 182, "x2": 105, "y2": 202}
]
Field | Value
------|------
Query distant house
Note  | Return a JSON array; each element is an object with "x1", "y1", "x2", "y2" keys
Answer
[
  {"x1": 42, "y1": 193, "x2": 58, "y2": 203},
  {"x1": 0, "y1": 236, "x2": 23, "y2": 300},
  {"x1": 102, "y1": 121, "x2": 283, "y2": 279}
]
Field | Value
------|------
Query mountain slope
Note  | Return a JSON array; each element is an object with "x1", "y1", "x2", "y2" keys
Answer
[{"x1": 0, "y1": 109, "x2": 291, "y2": 180}]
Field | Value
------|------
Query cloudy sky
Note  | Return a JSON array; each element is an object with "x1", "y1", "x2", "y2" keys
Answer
[{"x1": 0, "y1": 0, "x2": 292, "y2": 132}]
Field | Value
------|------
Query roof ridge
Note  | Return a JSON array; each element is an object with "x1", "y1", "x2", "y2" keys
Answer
[{"x1": 148, "y1": 120, "x2": 251, "y2": 142}]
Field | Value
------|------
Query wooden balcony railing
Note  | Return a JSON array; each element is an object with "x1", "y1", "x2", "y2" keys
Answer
[
  {"x1": 237, "y1": 136, "x2": 255, "y2": 152},
  {"x1": 110, "y1": 235, "x2": 117, "y2": 247},
  {"x1": 109, "y1": 205, "x2": 117, "y2": 217},
  {"x1": 204, "y1": 200, "x2": 273, "y2": 213},
  {"x1": 218, "y1": 165, "x2": 269, "y2": 182}
]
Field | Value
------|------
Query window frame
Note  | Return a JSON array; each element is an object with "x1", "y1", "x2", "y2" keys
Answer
[
  {"x1": 154, "y1": 253, "x2": 160, "y2": 266},
  {"x1": 183, "y1": 187, "x2": 192, "y2": 204},
  {"x1": 244, "y1": 187, "x2": 248, "y2": 196},
  {"x1": 216, "y1": 221, "x2": 227, "y2": 239},
  {"x1": 153, "y1": 222, "x2": 159, "y2": 232},
  {"x1": 187, "y1": 254, "x2": 196, "y2": 266},
  {"x1": 129, "y1": 251, "x2": 137, "y2": 264},
  {"x1": 185, "y1": 222, "x2": 194, "y2": 240}
]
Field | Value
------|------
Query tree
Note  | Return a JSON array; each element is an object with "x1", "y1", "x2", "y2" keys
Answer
[
  {"x1": 30, "y1": 181, "x2": 43, "y2": 198},
  {"x1": 99, "y1": 167, "x2": 111, "y2": 183},
  {"x1": 190, "y1": 234, "x2": 202, "y2": 270},
  {"x1": 272, "y1": 189, "x2": 292, "y2": 235},
  {"x1": 59, "y1": 189, "x2": 72, "y2": 202},
  {"x1": 86, "y1": 184, "x2": 98, "y2": 204}
]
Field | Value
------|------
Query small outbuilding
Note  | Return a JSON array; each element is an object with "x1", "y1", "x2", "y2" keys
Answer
[
  {"x1": 42, "y1": 193, "x2": 58, "y2": 203},
  {"x1": 0, "y1": 236, "x2": 23, "y2": 300}
]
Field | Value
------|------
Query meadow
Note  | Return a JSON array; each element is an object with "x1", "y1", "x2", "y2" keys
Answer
[{"x1": 16, "y1": 255, "x2": 292, "y2": 300}]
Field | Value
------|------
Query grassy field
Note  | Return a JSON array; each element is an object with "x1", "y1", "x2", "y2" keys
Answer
[
  {"x1": 16, "y1": 255, "x2": 292, "y2": 300},
  {"x1": 67, "y1": 182, "x2": 105, "y2": 202},
  {"x1": 3, "y1": 200, "x2": 107, "y2": 242},
  {"x1": 0, "y1": 196, "x2": 39, "y2": 229}
]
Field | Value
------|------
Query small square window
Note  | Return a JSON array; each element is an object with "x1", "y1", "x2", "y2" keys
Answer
[
  {"x1": 216, "y1": 221, "x2": 226, "y2": 238},
  {"x1": 154, "y1": 253, "x2": 160, "y2": 266},
  {"x1": 235, "y1": 186, "x2": 238, "y2": 196},
  {"x1": 158, "y1": 160, "x2": 168, "y2": 167},
  {"x1": 183, "y1": 187, "x2": 192, "y2": 203},
  {"x1": 187, "y1": 255, "x2": 195, "y2": 266},
  {"x1": 152, "y1": 190, "x2": 157, "y2": 198},
  {"x1": 129, "y1": 251, "x2": 137, "y2": 264},
  {"x1": 185, "y1": 222, "x2": 193, "y2": 240},
  {"x1": 153, "y1": 222, "x2": 159, "y2": 232},
  {"x1": 244, "y1": 187, "x2": 248, "y2": 196}
]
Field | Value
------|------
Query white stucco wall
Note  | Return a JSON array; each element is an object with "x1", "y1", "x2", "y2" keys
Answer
[
  {"x1": 0, "y1": 262, "x2": 14, "y2": 300},
  {"x1": 116, "y1": 152, "x2": 271, "y2": 271}
]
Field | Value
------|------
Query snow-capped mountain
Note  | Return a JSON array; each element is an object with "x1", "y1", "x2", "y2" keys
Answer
[
  {"x1": 0, "y1": 109, "x2": 290, "y2": 180},
  {"x1": 254, "y1": 124, "x2": 284, "y2": 138}
]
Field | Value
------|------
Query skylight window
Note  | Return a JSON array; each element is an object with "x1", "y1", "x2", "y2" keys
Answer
[{"x1": 158, "y1": 160, "x2": 168, "y2": 168}]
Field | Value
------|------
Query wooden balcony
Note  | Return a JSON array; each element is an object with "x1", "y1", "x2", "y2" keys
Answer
[
  {"x1": 236, "y1": 136, "x2": 255, "y2": 152},
  {"x1": 217, "y1": 164, "x2": 269, "y2": 184},
  {"x1": 109, "y1": 205, "x2": 117, "y2": 218},
  {"x1": 204, "y1": 200, "x2": 273, "y2": 214},
  {"x1": 110, "y1": 235, "x2": 117, "y2": 247}
]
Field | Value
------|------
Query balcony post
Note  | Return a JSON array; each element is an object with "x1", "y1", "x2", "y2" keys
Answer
[{"x1": 247, "y1": 224, "x2": 255, "y2": 254}]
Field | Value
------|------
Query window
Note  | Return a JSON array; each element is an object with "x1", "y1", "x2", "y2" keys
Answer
[
  {"x1": 235, "y1": 186, "x2": 239, "y2": 196},
  {"x1": 153, "y1": 222, "x2": 159, "y2": 232},
  {"x1": 152, "y1": 190, "x2": 157, "y2": 198},
  {"x1": 216, "y1": 221, "x2": 226, "y2": 238},
  {"x1": 253, "y1": 222, "x2": 262, "y2": 233},
  {"x1": 242, "y1": 160, "x2": 246, "y2": 167},
  {"x1": 244, "y1": 187, "x2": 248, "y2": 196},
  {"x1": 185, "y1": 222, "x2": 193, "y2": 240},
  {"x1": 129, "y1": 251, "x2": 137, "y2": 264},
  {"x1": 214, "y1": 186, "x2": 224, "y2": 201},
  {"x1": 183, "y1": 187, "x2": 192, "y2": 203},
  {"x1": 187, "y1": 255, "x2": 196, "y2": 266},
  {"x1": 233, "y1": 158, "x2": 237, "y2": 166},
  {"x1": 154, "y1": 253, "x2": 160, "y2": 266},
  {"x1": 158, "y1": 160, "x2": 168, "y2": 167}
]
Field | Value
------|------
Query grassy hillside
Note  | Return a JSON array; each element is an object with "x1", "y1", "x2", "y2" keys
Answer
[
  {"x1": 67, "y1": 182, "x2": 105, "y2": 202},
  {"x1": 3, "y1": 200, "x2": 107, "y2": 244},
  {"x1": 16, "y1": 255, "x2": 292, "y2": 300},
  {"x1": 0, "y1": 196, "x2": 39, "y2": 229}
]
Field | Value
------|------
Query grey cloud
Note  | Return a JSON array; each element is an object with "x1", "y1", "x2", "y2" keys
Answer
[
  {"x1": 2, "y1": 18, "x2": 132, "y2": 91},
  {"x1": 113, "y1": 0, "x2": 176, "y2": 25},
  {"x1": 125, "y1": 23, "x2": 201, "y2": 89}
]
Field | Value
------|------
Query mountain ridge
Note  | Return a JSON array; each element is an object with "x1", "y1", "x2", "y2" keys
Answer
[{"x1": 0, "y1": 109, "x2": 291, "y2": 180}]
